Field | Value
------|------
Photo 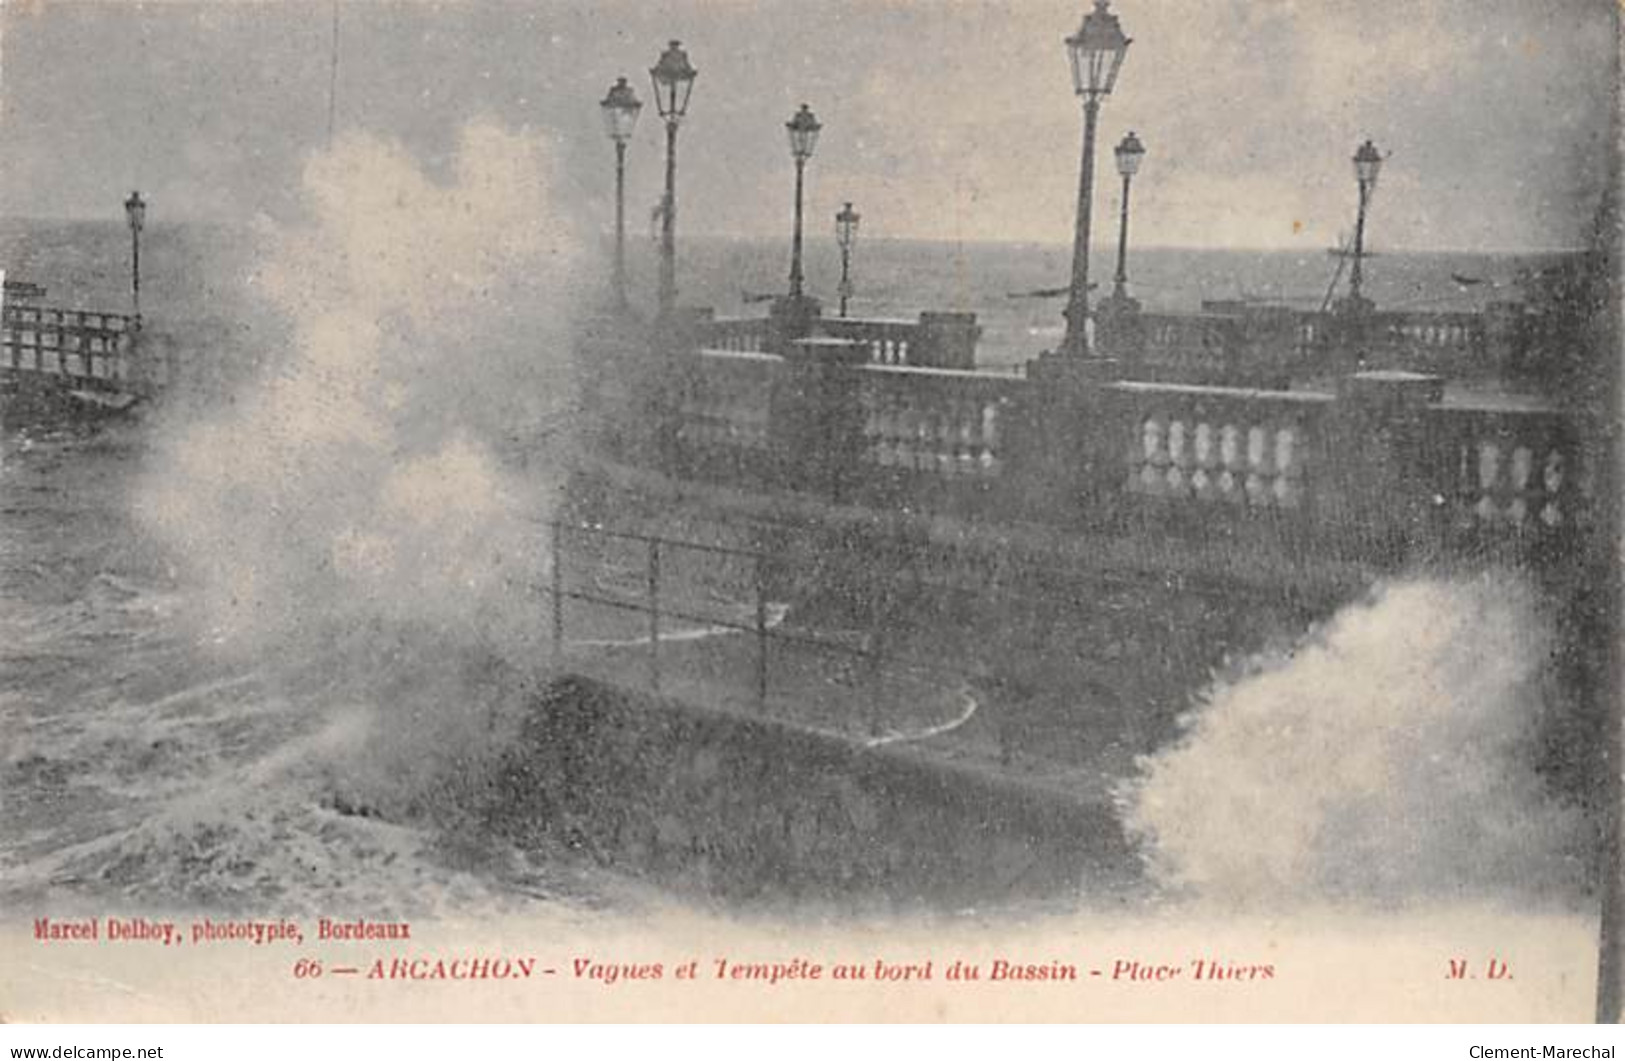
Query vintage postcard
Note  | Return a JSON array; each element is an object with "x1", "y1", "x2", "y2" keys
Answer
[{"x1": 0, "y1": 0, "x2": 1619, "y2": 1024}]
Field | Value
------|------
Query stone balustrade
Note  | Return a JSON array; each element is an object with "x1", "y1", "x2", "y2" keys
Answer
[
  {"x1": 1381, "y1": 311, "x2": 1484, "y2": 355},
  {"x1": 1349, "y1": 311, "x2": 1490, "y2": 378},
  {"x1": 679, "y1": 349, "x2": 780, "y2": 453},
  {"x1": 1120, "y1": 305, "x2": 1507, "y2": 388},
  {"x1": 1424, "y1": 399, "x2": 1585, "y2": 538},
  {"x1": 1140, "y1": 313, "x2": 1237, "y2": 362},
  {"x1": 1110, "y1": 310, "x2": 1297, "y2": 388},
  {"x1": 702, "y1": 316, "x2": 772, "y2": 354},
  {"x1": 859, "y1": 364, "x2": 1022, "y2": 480},
  {"x1": 657, "y1": 335, "x2": 1595, "y2": 574},
  {"x1": 698, "y1": 309, "x2": 979, "y2": 370},
  {"x1": 1287, "y1": 312, "x2": 1483, "y2": 360},
  {"x1": 703, "y1": 300, "x2": 1516, "y2": 392},
  {"x1": 822, "y1": 317, "x2": 918, "y2": 366}
]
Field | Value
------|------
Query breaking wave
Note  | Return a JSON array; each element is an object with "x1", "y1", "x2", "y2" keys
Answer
[
  {"x1": 2, "y1": 122, "x2": 605, "y2": 916},
  {"x1": 1123, "y1": 572, "x2": 1594, "y2": 908}
]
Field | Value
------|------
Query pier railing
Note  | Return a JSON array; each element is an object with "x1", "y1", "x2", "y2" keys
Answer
[{"x1": 0, "y1": 304, "x2": 159, "y2": 394}]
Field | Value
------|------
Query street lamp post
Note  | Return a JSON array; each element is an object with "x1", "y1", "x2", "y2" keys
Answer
[
  {"x1": 1347, "y1": 139, "x2": 1383, "y2": 309},
  {"x1": 1110, "y1": 130, "x2": 1144, "y2": 302},
  {"x1": 785, "y1": 104, "x2": 822, "y2": 299},
  {"x1": 123, "y1": 191, "x2": 146, "y2": 320},
  {"x1": 1062, "y1": 0, "x2": 1131, "y2": 358},
  {"x1": 649, "y1": 40, "x2": 697, "y2": 318},
  {"x1": 600, "y1": 77, "x2": 642, "y2": 312},
  {"x1": 835, "y1": 201, "x2": 861, "y2": 318}
]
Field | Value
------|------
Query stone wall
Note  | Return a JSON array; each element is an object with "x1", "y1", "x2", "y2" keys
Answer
[{"x1": 492, "y1": 675, "x2": 1139, "y2": 908}]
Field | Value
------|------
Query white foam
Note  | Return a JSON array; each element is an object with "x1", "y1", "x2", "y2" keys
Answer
[{"x1": 1123, "y1": 572, "x2": 1591, "y2": 908}]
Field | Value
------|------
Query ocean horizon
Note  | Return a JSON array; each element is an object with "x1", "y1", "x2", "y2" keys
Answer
[{"x1": 0, "y1": 217, "x2": 1576, "y2": 370}]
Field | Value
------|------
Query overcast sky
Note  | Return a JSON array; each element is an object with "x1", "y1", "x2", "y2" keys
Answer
[{"x1": 0, "y1": 0, "x2": 1615, "y2": 251}]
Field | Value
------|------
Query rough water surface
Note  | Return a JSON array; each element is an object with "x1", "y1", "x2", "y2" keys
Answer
[{"x1": 1, "y1": 430, "x2": 632, "y2": 919}]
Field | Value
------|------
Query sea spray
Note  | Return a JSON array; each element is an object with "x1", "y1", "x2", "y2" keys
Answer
[
  {"x1": 117, "y1": 121, "x2": 596, "y2": 890},
  {"x1": 135, "y1": 121, "x2": 586, "y2": 656},
  {"x1": 1122, "y1": 571, "x2": 1591, "y2": 908}
]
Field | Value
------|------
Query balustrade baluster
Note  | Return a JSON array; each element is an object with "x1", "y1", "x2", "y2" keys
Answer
[
  {"x1": 935, "y1": 404, "x2": 954, "y2": 476},
  {"x1": 1476, "y1": 441, "x2": 1503, "y2": 522},
  {"x1": 1244, "y1": 424, "x2": 1270, "y2": 505},
  {"x1": 956, "y1": 400, "x2": 977, "y2": 477},
  {"x1": 893, "y1": 402, "x2": 913, "y2": 470},
  {"x1": 1273, "y1": 427, "x2": 1300, "y2": 507},
  {"x1": 1541, "y1": 451, "x2": 1565, "y2": 527},
  {"x1": 1166, "y1": 418, "x2": 1189, "y2": 496},
  {"x1": 871, "y1": 399, "x2": 891, "y2": 466},
  {"x1": 1509, "y1": 445, "x2": 1533, "y2": 524},
  {"x1": 978, "y1": 402, "x2": 997, "y2": 475},
  {"x1": 1139, "y1": 416, "x2": 1166, "y2": 495},
  {"x1": 1216, "y1": 424, "x2": 1240, "y2": 503},
  {"x1": 913, "y1": 410, "x2": 933, "y2": 473},
  {"x1": 1192, "y1": 421, "x2": 1216, "y2": 501}
]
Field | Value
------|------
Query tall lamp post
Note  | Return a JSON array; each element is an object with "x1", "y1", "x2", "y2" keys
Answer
[
  {"x1": 600, "y1": 77, "x2": 642, "y2": 312},
  {"x1": 785, "y1": 103, "x2": 822, "y2": 299},
  {"x1": 123, "y1": 191, "x2": 146, "y2": 320},
  {"x1": 649, "y1": 40, "x2": 697, "y2": 318},
  {"x1": 1110, "y1": 130, "x2": 1144, "y2": 303},
  {"x1": 1061, "y1": 0, "x2": 1131, "y2": 357},
  {"x1": 835, "y1": 201, "x2": 860, "y2": 318},
  {"x1": 1346, "y1": 139, "x2": 1383, "y2": 309}
]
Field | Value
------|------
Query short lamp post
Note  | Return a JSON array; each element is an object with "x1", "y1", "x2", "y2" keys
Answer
[
  {"x1": 600, "y1": 76, "x2": 642, "y2": 311},
  {"x1": 835, "y1": 201, "x2": 860, "y2": 318},
  {"x1": 1110, "y1": 130, "x2": 1144, "y2": 304},
  {"x1": 785, "y1": 103, "x2": 822, "y2": 299},
  {"x1": 1062, "y1": 0, "x2": 1131, "y2": 357},
  {"x1": 123, "y1": 190, "x2": 146, "y2": 320},
  {"x1": 1346, "y1": 139, "x2": 1383, "y2": 310},
  {"x1": 650, "y1": 40, "x2": 697, "y2": 318}
]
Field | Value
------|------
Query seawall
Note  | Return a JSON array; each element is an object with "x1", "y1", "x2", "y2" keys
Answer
[{"x1": 491, "y1": 675, "x2": 1141, "y2": 909}]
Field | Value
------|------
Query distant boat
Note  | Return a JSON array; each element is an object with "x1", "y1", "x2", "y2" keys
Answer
[
  {"x1": 1451, "y1": 272, "x2": 1485, "y2": 286},
  {"x1": 1005, "y1": 285, "x2": 1081, "y2": 300}
]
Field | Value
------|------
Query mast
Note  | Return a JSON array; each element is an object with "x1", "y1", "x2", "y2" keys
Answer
[{"x1": 326, "y1": 1, "x2": 340, "y2": 147}]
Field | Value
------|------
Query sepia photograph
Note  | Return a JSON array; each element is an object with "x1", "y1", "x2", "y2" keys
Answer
[{"x1": 0, "y1": 0, "x2": 1619, "y2": 1025}]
